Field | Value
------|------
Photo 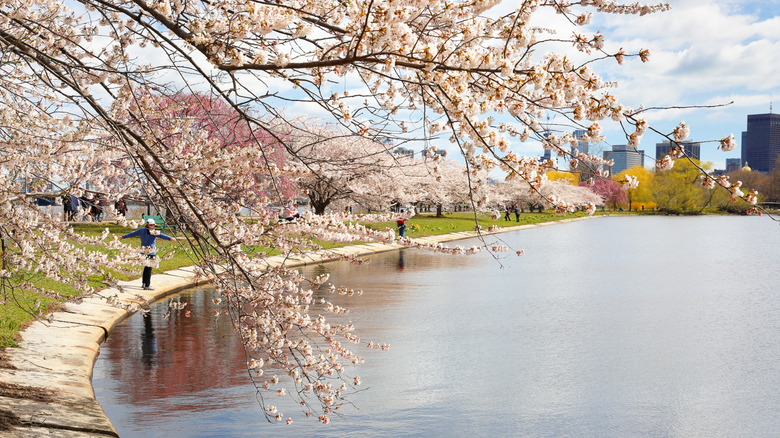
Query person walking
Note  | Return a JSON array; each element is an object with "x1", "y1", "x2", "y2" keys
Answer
[
  {"x1": 68, "y1": 194, "x2": 80, "y2": 221},
  {"x1": 62, "y1": 195, "x2": 71, "y2": 222},
  {"x1": 119, "y1": 218, "x2": 176, "y2": 290},
  {"x1": 396, "y1": 217, "x2": 407, "y2": 238},
  {"x1": 115, "y1": 197, "x2": 128, "y2": 217}
]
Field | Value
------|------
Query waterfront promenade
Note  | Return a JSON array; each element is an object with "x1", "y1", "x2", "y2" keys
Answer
[{"x1": 0, "y1": 217, "x2": 592, "y2": 436}]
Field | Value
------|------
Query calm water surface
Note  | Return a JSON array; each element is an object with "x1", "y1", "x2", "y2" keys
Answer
[{"x1": 92, "y1": 216, "x2": 780, "y2": 437}]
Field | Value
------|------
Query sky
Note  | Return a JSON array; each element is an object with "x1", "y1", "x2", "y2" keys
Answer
[{"x1": 557, "y1": 0, "x2": 780, "y2": 170}]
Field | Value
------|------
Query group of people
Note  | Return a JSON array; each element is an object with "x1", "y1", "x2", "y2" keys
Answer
[
  {"x1": 503, "y1": 204, "x2": 521, "y2": 222},
  {"x1": 61, "y1": 194, "x2": 128, "y2": 222}
]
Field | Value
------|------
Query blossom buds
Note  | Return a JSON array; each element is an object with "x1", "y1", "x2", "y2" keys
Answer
[
  {"x1": 672, "y1": 121, "x2": 690, "y2": 142},
  {"x1": 657, "y1": 155, "x2": 674, "y2": 171},
  {"x1": 719, "y1": 134, "x2": 736, "y2": 152}
]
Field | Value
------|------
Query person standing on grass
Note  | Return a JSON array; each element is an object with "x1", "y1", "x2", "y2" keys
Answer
[
  {"x1": 119, "y1": 218, "x2": 176, "y2": 290},
  {"x1": 62, "y1": 195, "x2": 71, "y2": 222},
  {"x1": 396, "y1": 217, "x2": 407, "y2": 238},
  {"x1": 115, "y1": 197, "x2": 128, "y2": 217}
]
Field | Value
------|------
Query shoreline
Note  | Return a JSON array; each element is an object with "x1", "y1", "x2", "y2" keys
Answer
[{"x1": 0, "y1": 215, "x2": 596, "y2": 436}]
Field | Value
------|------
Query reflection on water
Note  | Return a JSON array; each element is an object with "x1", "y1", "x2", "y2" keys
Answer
[
  {"x1": 140, "y1": 315, "x2": 156, "y2": 367},
  {"x1": 93, "y1": 216, "x2": 780, "y2": 437}
]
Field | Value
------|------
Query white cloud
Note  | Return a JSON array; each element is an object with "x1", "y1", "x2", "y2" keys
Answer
[{"x1": 567, "y1": 0, "x2": 780, "y2": 167}]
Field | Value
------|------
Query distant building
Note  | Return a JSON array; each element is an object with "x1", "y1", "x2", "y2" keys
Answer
[
  {"x1": 540, "y1": 148, "x2": 552, "y2": 163},
  {"x1": 392, "y1": 146, "x2": 415, "y2": 158},
  {"x1": 572, "y1": 129, "x2": 589, "y2": 156},
  {"x1": 656, "y1": 141, "x2": 701, "y2": 161},
  {"x1": 741, "y1": 113, "x2": 780, "y2": 173},
  {"x1": 725, "y1": 158, "x2": 742, "y2": 173},
  {"x1": 572, "y1": 129, "x2": 597, "y2": 181},
  {"x1": 539, "y1": 131, "x2": 553, "y2": 164},
  {"x1": 603, "y1": 145, "x2": 644, "y2": 176}
]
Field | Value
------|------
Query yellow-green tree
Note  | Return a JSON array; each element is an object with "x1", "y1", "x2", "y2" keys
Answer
[
  {"x1": 547, "y1": 171, "x2": 579, "y2": 185},
  {"x1": 653, "y1": 160, "x2": 708, "y2": 214},
  {"x1": 615, "y1": 166, "x2": 655, "y2": 211}
]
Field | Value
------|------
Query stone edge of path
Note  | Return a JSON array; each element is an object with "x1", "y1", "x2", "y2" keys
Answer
[{"x1": 0, "y1": 215, "x2": 595, "y2": 436}]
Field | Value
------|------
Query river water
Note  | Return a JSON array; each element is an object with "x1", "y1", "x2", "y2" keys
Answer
[{"x1": 92, "y1": 216, "x2": 780, "y2": 437}]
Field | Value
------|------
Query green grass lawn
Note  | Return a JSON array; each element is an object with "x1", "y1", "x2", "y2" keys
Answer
[
  {"x1": 364, "y1": 210, "x2": 598, "y2": 237},
  {"x1": 0, "y1": 211, "x2": 598, "y2": 347}
]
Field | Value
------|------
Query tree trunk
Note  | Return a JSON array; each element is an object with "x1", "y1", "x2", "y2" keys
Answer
[
  {"x1": 307, "y1": 193, "x2": 330, "y2": 215},
  {"x1": 436, "y1": 204, "x2": 443, "y2": 217}
]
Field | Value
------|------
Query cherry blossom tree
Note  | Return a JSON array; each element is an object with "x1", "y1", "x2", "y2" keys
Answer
[
  {"x1": 498, "y1": 178, "x2": 603, "y2": 213},
  {"x1": 2, "y1": 0, "x2": 768, "y2": 425},
  {"x1": 280, "y1": 121, "x2": 404, "y2": 214},
  {"x1": 580, "y1": 178, "x2": 627, "y2": 210},
  {"x1": 402, "y1": 156, "x2": 472, "y2": 216}
]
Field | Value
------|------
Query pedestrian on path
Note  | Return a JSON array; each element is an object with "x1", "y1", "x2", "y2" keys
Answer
[{"x1": 119, "y1": 218, "x2": 176, "y2": 290}]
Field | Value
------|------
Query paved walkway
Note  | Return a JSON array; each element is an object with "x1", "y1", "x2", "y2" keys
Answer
[{"x1": 0, "y1": 217, "x2": 592, "y2": 436}]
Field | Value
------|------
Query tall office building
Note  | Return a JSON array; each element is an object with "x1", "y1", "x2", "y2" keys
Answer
[
  {"x1": 741, "y1": 113, "x2": 780, "y2": 173},
  {"x1": 571, "y1": 129, "x2": 595, "y2": 179},
  {"x1": 603, "y1": 145, "x2": 644, "y2": 176},
  {"x1": 725, "y1": 158, "x2": 742, "y2": 173},
  {"x1": 572, "y1": 129, "x2": 589, "y2": 156},
  {"x1": 655, "y1": 141, "x2": 701, "y2": 161},
  {"x1": 539, "y1": 132, "x2": 553, "y2": 165}
]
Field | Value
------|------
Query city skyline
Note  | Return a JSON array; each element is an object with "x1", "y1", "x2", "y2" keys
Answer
[
  {"x1": 577, "y1": 1, "x2": 780, "y2": 170},
  {"x1": 463, "y1": 1, "x2": 780, "y2": 171}
]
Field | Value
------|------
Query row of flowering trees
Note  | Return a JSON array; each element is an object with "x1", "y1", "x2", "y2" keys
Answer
[{"x1": 0, "y1": 0, "x2": 764, "y2": 425}]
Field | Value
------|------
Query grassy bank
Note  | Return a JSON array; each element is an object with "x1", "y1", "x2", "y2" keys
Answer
[
  {"x1": 0, "y1": 211, "x2": 597, "y2": 347},
  {"x1": 363, "y1": 210, "x2": 600, "y2": 237}
]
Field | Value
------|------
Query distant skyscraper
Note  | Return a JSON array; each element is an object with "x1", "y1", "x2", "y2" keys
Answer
[
  {"x1": 725, "y1": 158, "x2": 742, "y2": 173},
  {"x1": 655, "y1": 141, "x2": 701, "y2": 161},
  {"x1": 741, "y1": 113, "x2": 780, "y2": 173},
  {"x1": 571, "y1": 129, "x2": 594, "y2": 179},
  {"x1": 572, "y1": 129, "x2": 589, "y2": 155},
  {"x1": 539, "y1": 132, "x2": 553, "y2": 164},
  {"x1": 603, "y1": 145, "x2": 644, "y2": 176}
]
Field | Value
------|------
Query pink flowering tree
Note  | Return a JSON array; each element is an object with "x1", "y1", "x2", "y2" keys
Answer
[
  {"x1": 130, "y1": 92, "x2": 298, "y2": 210},
  {"x1": 1, "y1": 0, "x2": 769, "y2": 425},
  {"x1": 580, "y1": 178, "x2": 628, "y2": 210}
]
